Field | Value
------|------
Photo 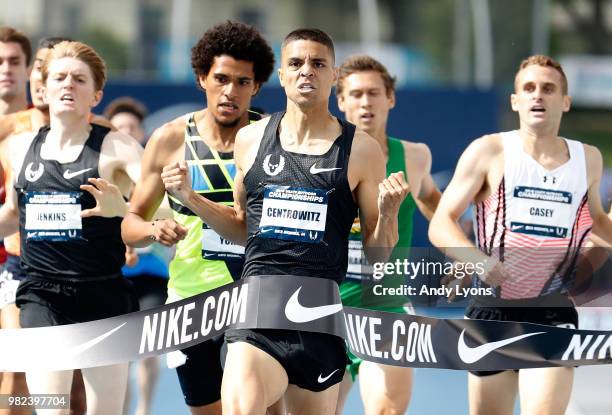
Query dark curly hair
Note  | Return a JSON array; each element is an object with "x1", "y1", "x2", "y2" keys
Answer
[{"x1": 191, "y1": 20, "x2": 274, "y2": 87}]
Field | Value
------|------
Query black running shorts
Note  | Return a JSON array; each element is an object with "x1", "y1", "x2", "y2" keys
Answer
[
  {"x1": 224, "y1": 328, "x2": 348, "y2": 392},
  {"x1": 16, "y1": 275, "x2": 138, "y2": 328},
  {"x1": 175, "y1": 335, "x2": 225, "y2": 407}
]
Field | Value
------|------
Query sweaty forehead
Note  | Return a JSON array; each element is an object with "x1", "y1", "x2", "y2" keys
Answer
[{"x1": 282, "y1": 40, "x2": 334, "y2": 62}]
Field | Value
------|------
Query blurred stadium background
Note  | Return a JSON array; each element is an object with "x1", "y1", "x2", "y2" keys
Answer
[{"x1": 1, "y1": 0, "x2": 611, "y2": 413}]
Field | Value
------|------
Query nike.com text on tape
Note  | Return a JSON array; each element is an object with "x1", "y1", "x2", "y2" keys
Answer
[{"x1": 139, "y1": 284, "x2": 248, "y2": 354}]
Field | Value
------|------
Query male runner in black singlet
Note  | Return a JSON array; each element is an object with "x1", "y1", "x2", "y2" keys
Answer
[{"x1": 161, "y1": 28, "x2": 410, "y2": 415}]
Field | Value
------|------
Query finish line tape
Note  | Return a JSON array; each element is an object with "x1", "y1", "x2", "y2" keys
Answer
[{"x1": 1, "y1": 275, "x2": 610, "y2": 371}]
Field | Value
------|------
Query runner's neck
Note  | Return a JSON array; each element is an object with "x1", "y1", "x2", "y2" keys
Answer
[
  {"x1": 282, "y1": 104, "x2": 336, "y2": 145},
  {"x1": 0, "y1": 95, "x2": 28, "y2": 116}
]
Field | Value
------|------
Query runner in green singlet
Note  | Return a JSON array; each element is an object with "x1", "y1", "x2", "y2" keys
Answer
[
  {"x1": 335, "y1": 55, "x2": 441, "y2": 415},
  {"x1": 121, "y1": 21, "x2": 274, "y2": 415}
]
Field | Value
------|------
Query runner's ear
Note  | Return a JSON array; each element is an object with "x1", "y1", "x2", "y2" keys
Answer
[
  {"x1": 562, "y1": 95, "x2": 571, "y2": 113},
  {"x1": 91, "y1": 90, "x2": 103, "y2": 109}
]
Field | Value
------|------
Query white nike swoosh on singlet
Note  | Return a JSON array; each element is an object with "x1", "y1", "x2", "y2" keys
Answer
[
  {"x1": 318, "y1": 368, "x2": 339, "y2": 383},
  {"x1": 284, "y1": 287, "x2": 343, "y2": 323},
  {"x1": 457, "y1": 330, "x2": 545, "y2": 364},
  {"x1": 63, "y1": 168, "x2": 93, "y2": 180},
  {"x1": 309, "y1": 164, "x2": 341, "y2": 174}
]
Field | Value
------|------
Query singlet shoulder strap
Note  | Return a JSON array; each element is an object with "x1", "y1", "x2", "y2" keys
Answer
[
  {"x1": 565, "y1": 138, "x2": 585, "y2": 163},
  {"x1": 257, "y1": 111, "x2": 285, "y2": 156},
  {"x1": 262, "y1": 112, "x2": 284, "y2": 140},
  {"x1": 185, "y1": 112, "x2": 198, "y2": 138},
  {"x1": 386, "y1": 137, "x2": 406, "y2": 176},
  {"x1": 86, "y1": 124, "x2": 111, "y2": 154}
]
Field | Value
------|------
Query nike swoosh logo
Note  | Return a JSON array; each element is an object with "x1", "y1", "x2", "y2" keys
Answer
[
  {"x1": 457, "y1": 330, "x2": 545, "y2": 363},
  {"x1": 318, "y1": 368, "x2": 339, "y2": 383},
  {"x1": 310, "y1": 164, "x2": 341, "y2": 174},
  {"x1": 63, "y1": 168, "x2": 93, "y2": 179},
  {"x1": 284, "y1": 287, "x2": 342, "y2": 323},
  {"x1": 66, "y1": 323, "x2": 127, "y2": 356}
]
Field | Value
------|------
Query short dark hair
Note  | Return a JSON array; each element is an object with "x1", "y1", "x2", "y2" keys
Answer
[
  {"x1": 103, "y1": 97, "x2": 147, "y2": 122},
  {"x1": 0, "y1": 26, "x2": 32, "y2": 65},
  {"x1": 191, "y1": 20, "x2": 274, "y2": 86},
  {"x1": 38, "y1": 36, "x2": 72, "y2": 50},
  {"x1": 337, "y1": 55, "x2": 396, "y2": 97},
  {"x1": 281, "y1": 28, "x2": 335, "y2": 60}
]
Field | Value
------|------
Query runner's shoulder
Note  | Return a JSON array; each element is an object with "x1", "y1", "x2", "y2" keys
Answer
[
  {"x1": 582, "y1": 142, "x2": 602, "y2": 163},
  {"x1": 0, "y1": 109, "x2": 32, "y2": 141},
  {"x1": 103, "y1": 129, "x2": 140, "y2": 147},
  {"x1": 147, "y1": 114, "x2": 187, "y2": 151},
  {"x1": 582, "y1": 143, "x2": 603, "y2": 179},
  {"x1": 400, "y1": 139, "x2": 431, "y2": 170},
  {"x1": 8, "y1": 130, "x2": 36, "y2": 151},
  {"x1": 236, "y1": 116, "x2": 270, "y2": 148},
  {"x1": 351, "y1": 128, "x2": 382, "y2": 159},
  {"x1": 466, "y1": 133, "x2": 504, "y2": 158},
  {"x1": 90, "y1": 114, "x2": 115, "y2": 130}
]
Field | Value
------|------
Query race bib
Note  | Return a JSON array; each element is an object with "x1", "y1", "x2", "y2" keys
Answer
[
  {"x1": 24, "y1": 191, "x2": 82, "y2": 241},
  {"x1": 509, "y1": 186, "x2": 575, "y2": 238},
  {"x1": 202, "y1": 223, "x2": 244, "y2": 261},
  {"x1": 259, "y1": 185, "x2": 328, "y2": 243}
]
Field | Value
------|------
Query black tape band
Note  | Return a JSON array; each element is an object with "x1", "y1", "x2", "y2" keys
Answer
[{"x1": 0, "y1": 275, "x2": 610, "y2": 371}]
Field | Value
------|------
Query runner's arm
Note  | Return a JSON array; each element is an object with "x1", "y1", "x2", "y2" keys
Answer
[
  {"x1": 160, "y1": 126, "x2": 251, "y2": 246},
  {"x1": 415, "y1": 172, "x2": 441, "y2": 220},
  {"x1": 0, "y1": 133, "x2": 30, "y2": 237},
  {"x1": 122, "y1": 124, "x2": 186, "y2": 247},
  {"x1": 428, "y1": 138, "x2": 494, "y2": 263},
  {"x1": 585, "y1": 145, "x2": 612, "y2": 247},
  {"x1": 177, "y1": 168, "x2": 247, "y2": 245},
  {"x1": 404, "y1": 142, "x2": 440, "y2": 220},
  {"x1": 109, "y1": 130, "x2": 144, "y2": 186},
  {"x1": 0, "y1": 175, "x2": 19, "y2": 237},
  {"x1": 356, "y1": 133, "x2": 408, "y2": 262}
]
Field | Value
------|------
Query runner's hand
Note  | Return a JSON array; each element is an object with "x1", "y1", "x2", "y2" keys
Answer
[
  {"x1": 441, "y1": 261, "x2": 473, "y2": 303},
  {"x1": 150, "y1": 218, "x2": 188, "y2": 247},
  {"x1": 378, "y1": 171, "x2": 410, "y2": 218},
  {"x1": 478, "y1": 257, "x2": 511, "y2": 288},
  {"x1": 80, "y1": 178, "x2": 127, "y2": 218},
  {"x1": 161, "y1": 161, "x2": 192, "y2": 204},
  {"x1": 125, "y1": 246, "x2": 139, "y2": 267}
]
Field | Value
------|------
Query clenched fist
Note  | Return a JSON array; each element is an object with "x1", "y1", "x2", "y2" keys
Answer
[
  {"x1": 378, "y1": 171, "x2": 410, "y2": 218},
  {"x1": 161, "y1": 161, "x2": 192, "y2": 204},
  {"x1": 150, "y1": 218, "x2": 188, "y2": 247}
]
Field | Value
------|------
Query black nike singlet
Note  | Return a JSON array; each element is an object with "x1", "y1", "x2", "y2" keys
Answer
[
  {"x1": 243, "y1": 112, "x2": 358, "y2": 283},
  {"x1": 15, "y1": 124, "x2": 125, "y2": 278}
]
